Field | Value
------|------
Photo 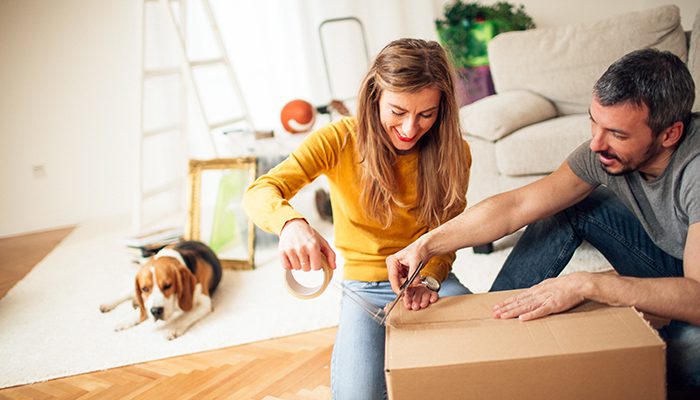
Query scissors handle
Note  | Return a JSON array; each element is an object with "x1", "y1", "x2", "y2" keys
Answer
[
  {"x1": 400, "y1": 261, "x2": 425, "y2": 291},
  {"x1": 380, "y1": 261, "x2": 425, "y2": 325}
]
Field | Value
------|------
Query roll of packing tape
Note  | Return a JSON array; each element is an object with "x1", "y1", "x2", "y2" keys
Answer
[{"x1": 285, "y1": 260, "x2": 333, "y2": 299}]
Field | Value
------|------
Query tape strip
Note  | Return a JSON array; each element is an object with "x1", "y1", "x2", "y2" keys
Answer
[{"x1": 285, "y1": 261, "x2": 333, "y2": 299}]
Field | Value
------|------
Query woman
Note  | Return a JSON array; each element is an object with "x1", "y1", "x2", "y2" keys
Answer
[{"x1": 243, "y1": 38, "x2": 472, "y2": 399}]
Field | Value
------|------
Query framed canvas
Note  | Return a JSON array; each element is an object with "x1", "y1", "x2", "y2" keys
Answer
[{"x1": 186, "y1": 157, "x2": 257, "y2": 269}]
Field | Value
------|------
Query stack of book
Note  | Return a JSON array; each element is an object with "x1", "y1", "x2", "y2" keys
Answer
[{"x1": 123, "y1": 227, "x2": 183, "y2": 263}]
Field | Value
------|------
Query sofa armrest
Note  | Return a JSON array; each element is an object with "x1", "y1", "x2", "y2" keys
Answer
[
  {"x1": 689, "y1": 8, "x2": 700, "y2": 112},
  {"x1": 459, "y1": 90, "x2": 557, "y2": 141}
]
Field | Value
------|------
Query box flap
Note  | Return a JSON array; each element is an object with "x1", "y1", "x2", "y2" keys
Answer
[{"x1": 385, "y1": 291, "x2": 665, "y2": 370}]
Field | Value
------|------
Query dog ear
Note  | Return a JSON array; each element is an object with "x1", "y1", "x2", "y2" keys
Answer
[
  {"x1": 134, "y1": 276, "x2": 147, "y2": 322},
  {"x1": 176, "y1": 265, "x2": 196, "y2": 312}
]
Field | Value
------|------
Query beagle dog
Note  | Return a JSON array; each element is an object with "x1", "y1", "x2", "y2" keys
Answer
[{"x1": 100, "y1": 240, "x2": 222, "y2": 340}]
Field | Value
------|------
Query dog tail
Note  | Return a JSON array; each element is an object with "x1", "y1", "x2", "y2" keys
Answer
[{"x1": 175, "y1": 241, "x2": 223, "y2": 295}]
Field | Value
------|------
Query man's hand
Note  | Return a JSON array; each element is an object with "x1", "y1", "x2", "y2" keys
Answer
[
  {"x1": 386, "y1": 238, "x2": 441, "y2": 312},
  {"x1": 386, "y1": 238, "x2": 429, "y2": 295},
  {"x1": 492, "y1": 273, "x2": 589, "y2": 321}
]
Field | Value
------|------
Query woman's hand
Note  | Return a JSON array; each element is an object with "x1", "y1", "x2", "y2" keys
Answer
[
  {"x1": 402, "y1": 284, "x2": 439, "y2": 311},
  {"x1": 279, "y1": 218, "x2": 336, "y2": 271}
]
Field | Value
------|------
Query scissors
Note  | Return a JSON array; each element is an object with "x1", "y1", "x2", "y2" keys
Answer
[{"x1": 379, "y1": 261, "x2": 440, "y2": 325}]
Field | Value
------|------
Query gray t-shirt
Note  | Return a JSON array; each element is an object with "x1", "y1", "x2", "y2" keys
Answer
[{"x1": 567, "y1": 115, "x2": 700, "y2": 259}]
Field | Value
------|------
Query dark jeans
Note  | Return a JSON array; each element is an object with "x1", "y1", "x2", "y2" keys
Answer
[{"x1": 491, "y1": 188, "x2": 700, "y2": 389}]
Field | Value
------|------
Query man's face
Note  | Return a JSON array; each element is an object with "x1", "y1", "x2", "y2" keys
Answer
[{"x1": 588, "y1": 97, "x2": 664, "y2": 176}]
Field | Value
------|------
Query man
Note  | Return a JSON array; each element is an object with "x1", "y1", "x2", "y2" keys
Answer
[{"x1": 386, "y1": 48, "x2": 700, "y2": 389}]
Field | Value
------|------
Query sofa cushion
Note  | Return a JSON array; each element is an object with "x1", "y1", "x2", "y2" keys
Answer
[
  {"x1": 689, "y1": 8, "x2": 700, "y2": 112},
  {"x1": 488, "y1": 5, "x2": 687, "y2": 116},
  {"x1": 495, "y1": 114, "x2": 590, "y2": 176},
  {"x1": 459, "y1": 90, "x2": 557, "y2": 142}
]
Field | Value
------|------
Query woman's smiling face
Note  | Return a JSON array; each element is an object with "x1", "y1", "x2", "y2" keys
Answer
[{"x1": 378, "y1": 87, "x2": 441, "y2": 151}]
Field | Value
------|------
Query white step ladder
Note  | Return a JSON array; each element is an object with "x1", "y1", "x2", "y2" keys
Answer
[{"x1": 134, "y1": 0, "x2": 254, "y2": 233}]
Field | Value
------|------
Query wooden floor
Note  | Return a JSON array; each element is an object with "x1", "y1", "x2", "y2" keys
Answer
[{"x1": 0, "y1": 227, "x2": 335, "y2": 400}]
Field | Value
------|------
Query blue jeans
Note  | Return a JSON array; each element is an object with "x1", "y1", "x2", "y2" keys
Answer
[
  {"x1": 331, "y1": 273, "x2": 470, "y2": 400},
  {"x1": 491, "y1": 188, "x2": 700, "y2": 389}
]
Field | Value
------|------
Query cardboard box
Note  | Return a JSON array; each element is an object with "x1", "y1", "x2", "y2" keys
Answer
[{"x1": 385, "y1": 290, "x2": 665, "y2": 400}]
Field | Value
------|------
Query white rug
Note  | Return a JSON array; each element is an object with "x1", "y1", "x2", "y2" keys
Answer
[
  {"x1": 0, "y1": 218, "x2": 611, "y2": 388},
  {"x1": 0, "y1": 217, "x2": 343, "y2": 389}
]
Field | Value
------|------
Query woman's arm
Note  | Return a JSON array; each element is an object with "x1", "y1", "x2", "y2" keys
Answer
[{"x1": 243, "y1": 120, "x2": 350, "y2": 271}]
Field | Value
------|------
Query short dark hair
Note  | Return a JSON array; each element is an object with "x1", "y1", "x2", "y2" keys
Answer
[{"x1": 593, "y1": 48, "x2": 695, "y2": 136}]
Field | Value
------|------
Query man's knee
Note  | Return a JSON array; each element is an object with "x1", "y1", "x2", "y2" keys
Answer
[{"x1": 664, "y1": 321, "x2": 700, "y2": 389}]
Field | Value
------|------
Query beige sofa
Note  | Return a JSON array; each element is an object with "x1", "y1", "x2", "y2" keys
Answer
[{"x1": 461, "y1": 5, "x2": 700, "y2": 207}]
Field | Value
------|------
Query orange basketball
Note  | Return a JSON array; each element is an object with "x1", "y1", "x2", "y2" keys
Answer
[{"x1": 280, "y1": 99, "x2": 316, "y2": 134}]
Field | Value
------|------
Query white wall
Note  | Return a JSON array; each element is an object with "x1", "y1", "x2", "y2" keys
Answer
[
  {"x1": 0, "y1": 0, "x2": 439, "y2": 237},
  {"x1": 0, "y1": 0, "x2": 140, "y2": 237},
  {"x1": 1, "y1": 0, "x2": 698, "y2": 237}
]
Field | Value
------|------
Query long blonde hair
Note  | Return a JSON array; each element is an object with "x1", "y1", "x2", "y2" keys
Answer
[{"x1": 356, "y1": 38, "x2": 468, "y2": 229}]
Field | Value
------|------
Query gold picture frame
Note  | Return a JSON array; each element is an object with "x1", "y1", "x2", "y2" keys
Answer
[{"x1": 186, "y1": 157, "x2": 257, "y2": 269}]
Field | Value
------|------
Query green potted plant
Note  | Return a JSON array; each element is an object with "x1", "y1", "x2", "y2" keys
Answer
[{"x1": 436, "y1": 1, "x2": 535, "y2": 69}]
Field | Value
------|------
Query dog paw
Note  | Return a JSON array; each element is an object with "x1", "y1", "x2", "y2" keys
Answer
[
  {"x1": 165, "y1": 329, "x2": 184, "y2": 340},
  {"x1": 115, "y1": 322, "x2": 134, "y2": 332},
  {"x1": 100, "y1": 304, "x2": 113, "y2": 313}
]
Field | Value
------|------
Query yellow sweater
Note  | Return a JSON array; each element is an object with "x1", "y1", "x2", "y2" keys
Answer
[{"x1": 243, "y1": 117, "x2": 471, "y2": 282}]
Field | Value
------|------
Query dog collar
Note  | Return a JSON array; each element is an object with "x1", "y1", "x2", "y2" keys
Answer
[{"x1": 154, "y1": 248, "x2": 186, "y2": 267}]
